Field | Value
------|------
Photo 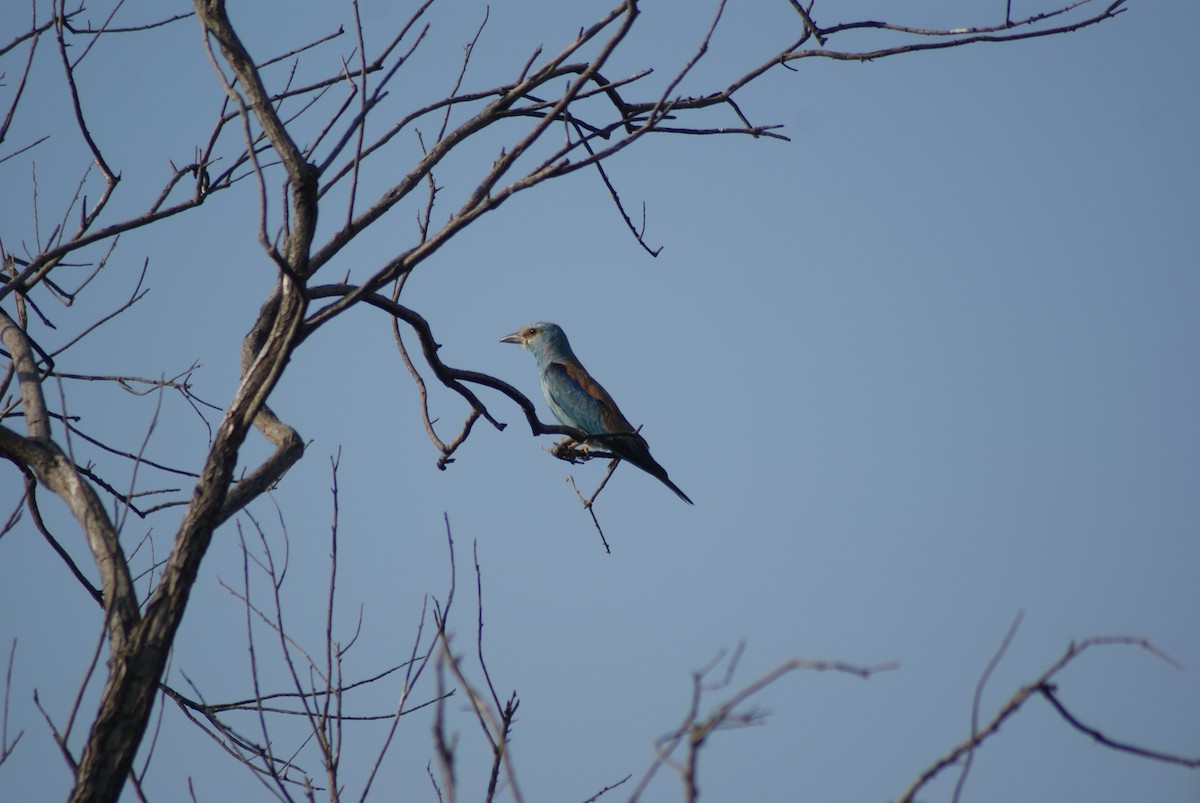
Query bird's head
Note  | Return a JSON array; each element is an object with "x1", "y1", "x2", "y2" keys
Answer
[{"x1": 500, "y1": 322, "x2": 573, "y2": 360}]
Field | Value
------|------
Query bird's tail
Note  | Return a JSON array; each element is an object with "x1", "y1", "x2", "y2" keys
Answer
[
  {"x1": 660, "y1": 476, "x2": 694, "y2": 505},
  {"x1": 603, "y1": 433, "x2": 693, "y2": 505}
]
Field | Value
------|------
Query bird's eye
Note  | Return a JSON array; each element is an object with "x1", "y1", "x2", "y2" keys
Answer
[{"x1": 526, "y1": 328, "x2": 537, "y2": 336}]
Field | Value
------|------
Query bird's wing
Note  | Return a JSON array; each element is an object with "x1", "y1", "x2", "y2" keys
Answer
[
  {"x1": 545, "y1": 362, "x2": 693, "y2": 504},
  {"x1": 543, "y1": 361, "x2": 631, "y2": 435}
]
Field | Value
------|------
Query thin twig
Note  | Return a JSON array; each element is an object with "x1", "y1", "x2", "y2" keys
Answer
[
  {"x1": 953, "y1": 611, "x2": 1024, "y2": 803},
  {"x1": 0, "y1": 639, "x2": 25, "y2": 767}
]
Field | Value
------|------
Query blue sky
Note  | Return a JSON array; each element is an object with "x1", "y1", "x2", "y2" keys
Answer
[{"x1": 1, "y1": 1, "x2": 1198, "y2": 801}]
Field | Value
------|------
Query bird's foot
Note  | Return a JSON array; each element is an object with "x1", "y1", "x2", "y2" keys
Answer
[{"x1": 548, "y1": 437, "x2": 591, "y2": 463}]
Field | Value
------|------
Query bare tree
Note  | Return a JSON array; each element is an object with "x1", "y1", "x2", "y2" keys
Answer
[{"x1": 3, "y1": 1, "x2": 1193, "y2": 801}]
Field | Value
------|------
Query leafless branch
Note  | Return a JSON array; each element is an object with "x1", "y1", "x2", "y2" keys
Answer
[
  {"x1": 567, "y1": 118, "x2": 661, "y2": 256},
  {"x1": 165, "y1": 479, "x2": 456, "y2": 800},
  {"x1": 0, "y1": 639, "x2": 24, "y2": 767},
  {"x1": 566, "y1": 460, "x2": 618, "y2": 553},
  {"x1": 1040, "y1": 683, "x2": 1200, "y2": 768},
  {"x1": 0, "y1": 488, "x2": 23, "y2": 542},
  {"x1": 787, "y1": 1, "x2": 1127, "y2": 64},
  {"x1": 629, "y1": 643, "x2": 896, "y2": 802},
  {"x1": 388, "y1": 286, "x2": 482, "y2": 470},
  {"x1": 899, "y1": 634, "x2": 1197, "y2": 802},
  {"x1": 33, "y1": 689, "x2": 78, "y2": 773},
  {"x1": 953, "y1": 611, "x2": 1025, "y2": 802},
  {"x1": 307, "y1": 283, "x2": 577, "y2": 441},
  {"x1": 14, "y1": 461, "x2": 104, "y2": 605},
  {"x1": 580, "y1": 774, "x2": 631, "y2": 803},
  {"x1": 0, "y1": 2, "x2": 1141, "y2": 801},
  {"x1": 67, "y1": 11, "x2": 194, "y2": 36},
  {"x1": 0, "y1": 10, "x2": 43, "y2": 156},
  {"x1": 434, "y1": 546, "x2": 525, "y2": 803}
]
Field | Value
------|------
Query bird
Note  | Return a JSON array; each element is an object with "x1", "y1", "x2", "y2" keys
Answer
[{"x1": 501, "y1": 322, "x2": 693, "y2": 504}]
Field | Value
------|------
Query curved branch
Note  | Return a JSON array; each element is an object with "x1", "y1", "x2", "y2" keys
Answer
[
  {"x1": 195, "y1": 0, "x2": 319, "y2": 272},
  {"x1": 4, "y1": 459, "x2": 104, "y2": 605},
  {"x1": 217, "y1": 405, "x2": 304, "y2": 526},
  {"x1": 0, "y1": 310, "x2": 138, "y2": 643},
  {"x1": 305, "y1": 283, "x2": 581, "y2": 443}
]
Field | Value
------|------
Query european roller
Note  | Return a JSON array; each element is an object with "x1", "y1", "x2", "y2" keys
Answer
[{"x1": 501, "y1": 322, "x2": 693, "y2": 504}]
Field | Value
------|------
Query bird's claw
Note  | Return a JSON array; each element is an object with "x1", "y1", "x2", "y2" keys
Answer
[{"x1": 548, "y1": 437, "x2": 592, "y2": 463}]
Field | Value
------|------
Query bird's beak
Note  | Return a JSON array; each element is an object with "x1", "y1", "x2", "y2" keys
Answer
[{"x1": 500, "y1": 331, "x2": 524, "y2": 345}]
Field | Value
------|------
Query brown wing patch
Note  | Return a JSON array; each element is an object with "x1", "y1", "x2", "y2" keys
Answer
[
  {"x1": 560, "y1": 361, "x2": 614, "y2": 406},
  {"x1": 559, "y1": 360, "x2": 634, "y2": 432}
]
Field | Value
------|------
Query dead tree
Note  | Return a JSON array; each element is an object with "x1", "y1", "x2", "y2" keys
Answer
[{"x1": 3, "y1": 2, "x2": 1175, "y2": 802}]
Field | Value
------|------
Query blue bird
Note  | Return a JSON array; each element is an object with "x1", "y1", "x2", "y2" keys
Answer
[{"x1": 501, "y1": 322, "x2": 693, "y2": 504}]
